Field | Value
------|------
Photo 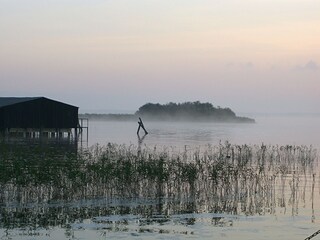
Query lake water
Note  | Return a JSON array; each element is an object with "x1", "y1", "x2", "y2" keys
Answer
[
  {"x1": 1, "y1": 114, "x2": 320, "y2": 240},
  {"x1": 87, "y1": 114, "x2": 320, "y2": 148}
]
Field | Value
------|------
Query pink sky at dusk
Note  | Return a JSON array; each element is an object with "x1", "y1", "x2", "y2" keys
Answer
[{"x1": 0, "y1": 0, "x2": 319, "y2": 113}]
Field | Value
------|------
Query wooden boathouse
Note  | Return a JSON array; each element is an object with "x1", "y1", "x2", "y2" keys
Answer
[{"x1": 0, "y1": 97, "x2": 81, "y2": 139}]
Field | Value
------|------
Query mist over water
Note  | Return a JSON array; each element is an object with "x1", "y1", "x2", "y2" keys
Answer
[{"x1": 87, "y1": 114, "x2": 320, "y2": 149}]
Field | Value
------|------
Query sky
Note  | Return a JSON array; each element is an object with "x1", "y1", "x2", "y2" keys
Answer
[{"x1": 0, "y1": 0, "x2": 319, "y2": 114}]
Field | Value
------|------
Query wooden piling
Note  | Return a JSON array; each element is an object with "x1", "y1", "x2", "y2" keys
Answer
[{"x1": 137, "y1": 117, "x2": 148, "y2": 135}]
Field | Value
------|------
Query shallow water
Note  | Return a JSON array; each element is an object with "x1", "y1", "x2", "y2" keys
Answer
[{"x1": 1, "y1": 114, "x2": 320, "y2": 240}]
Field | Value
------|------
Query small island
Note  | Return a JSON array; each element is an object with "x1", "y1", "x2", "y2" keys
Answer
[{"x1": 80, "y1": 101, "x2": 255, "y2": 123}]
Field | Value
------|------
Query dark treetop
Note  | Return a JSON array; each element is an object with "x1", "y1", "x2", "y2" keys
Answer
[{"x1": 135, "y1": 101, "x2": 254, "y2": 122}]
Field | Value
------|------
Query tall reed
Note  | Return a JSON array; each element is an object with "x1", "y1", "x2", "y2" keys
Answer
[{"x1": 0, "y1": 142, "x2": 318, "y2": 228}]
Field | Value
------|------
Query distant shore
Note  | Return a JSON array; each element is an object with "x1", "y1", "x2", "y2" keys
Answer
[
  {"x1": 79, "y1": 113, "x2": 255, "y2": 123},
  {"x1": 79, "y1": 101, "x2": 255, "y2": 123}
]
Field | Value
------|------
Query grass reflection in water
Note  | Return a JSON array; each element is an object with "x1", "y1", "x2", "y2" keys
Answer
[{"x1": 0, "y1": 141, "x2": 318, "y2": 236}]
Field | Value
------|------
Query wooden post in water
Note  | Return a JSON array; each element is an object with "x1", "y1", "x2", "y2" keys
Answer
[{"x1": 137, "y1": 117, "x2": 148, "y2": 135}]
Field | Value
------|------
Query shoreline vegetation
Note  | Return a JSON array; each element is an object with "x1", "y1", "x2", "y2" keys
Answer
[
  {"x1": 0, "y1": 141, "x2": 317, "y2": 229},
  {"x1": 79, "y1": 101, "x2": 255, "y2": 123}
]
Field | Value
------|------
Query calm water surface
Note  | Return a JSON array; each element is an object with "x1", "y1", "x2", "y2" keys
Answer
[
  {"x1": 88, "y1": 114, "x2": 320, "y2": 148},
  {"x1": 1, "y1": 114, "x2": 320, "y2": 240}
]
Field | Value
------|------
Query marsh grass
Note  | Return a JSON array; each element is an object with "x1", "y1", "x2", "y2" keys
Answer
[{"x1": 0, "y1": 141, "x2": 318, "y2": 228}]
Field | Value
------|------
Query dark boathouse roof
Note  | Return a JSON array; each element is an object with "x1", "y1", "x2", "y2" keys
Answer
[
  {"x1": 0, "y1": 97, "x2": 41, "y2": 108},
  {"x1": 0, "y1": 97, "x2": 79, "y2": 130}
]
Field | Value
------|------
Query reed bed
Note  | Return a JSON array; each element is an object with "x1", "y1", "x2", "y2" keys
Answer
[{"x1": 0, "y1": 142, "x2": 318, "y2": 228}]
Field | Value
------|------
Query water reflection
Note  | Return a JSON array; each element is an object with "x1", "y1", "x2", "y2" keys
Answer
[
  {"x1": 0, "y1": 141, "x2": 319, "y2": 238},
  {"x1": 87, "y1": 117, "x2": 320, "y2": 148},
  {"x1": 137, "y1": 133, "x2": 147, "y2": 157}
]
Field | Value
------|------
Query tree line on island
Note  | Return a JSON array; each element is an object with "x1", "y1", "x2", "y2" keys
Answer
[{"x1": 79, "y1": 101, "x2": 255, "y2": 123}]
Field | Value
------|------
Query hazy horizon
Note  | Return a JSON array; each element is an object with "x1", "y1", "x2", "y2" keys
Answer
[
  {"x1": 1, "y1": 0, "x2": 319, "y2": 114},
  {"x1": 78, "y1": 107, "x2": 320, "y2": 116}
]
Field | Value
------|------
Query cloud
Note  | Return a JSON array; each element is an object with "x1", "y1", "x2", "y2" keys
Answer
[
  {"x1": 224, "y1": 62, "x2": 255, "y2": 69},
  {"x1": 245, "y1": 62, "x2": 254, "y2": 68},
  {"x1": 304, "y1": 60, "x2": 318, "y2": 70},
  {"x1": 294, "y1": 60, "x2": 319, "y2": 71}
]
